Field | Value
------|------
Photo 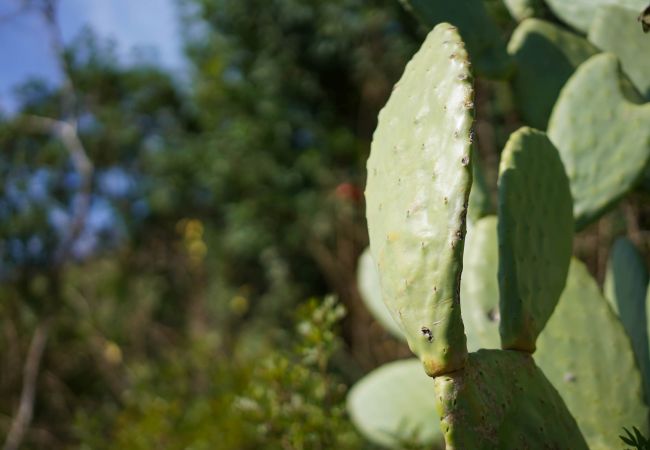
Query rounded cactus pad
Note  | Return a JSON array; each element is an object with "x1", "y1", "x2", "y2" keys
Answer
[
  {"x1": 502, "y1": 0, "x2": 545, "y2": 21},
  {"x1": 536, "y1": 259, "x2": 649, "y2": 450},
  {"x1": 588, "y1": 5, "x2": 650, "y2": 100},
  {"x1": 548, "y1": 53, "x2": 650, "y2": 230},
  {"x1": 604, "y1": 237, "x2": 650, "y2": 402},
  {"x1": 347, "y1": 359, "x2": 442, "y2": 448},
  {"x1": 467, "y1": 158, "x2": 493, "y2": 227},
  {"x1": 507, "y1": 19, "x2": 598, "y2": 129},
  {"x1": 434, "y1": 349, "x2": 588, "y2": 449},
  {"x1": 461, "y1": 216, "x2": 500, "y2": 351},
  {"x1": 357, "y1": 248, "x2": 405, "y2": 341},
  {"x1": 497, "y1": 127, "x2": 573, "y2": 352},
  {"x1": 545, "y1": 0, "x2": 647, "y2": 33},
  {"x1": 365, "y1": 23, "x2": 474, "y2": 377}
]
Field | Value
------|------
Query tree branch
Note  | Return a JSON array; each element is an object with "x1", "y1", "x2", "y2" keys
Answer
[
  {"x1": 21, "y1": 115, "x2": 94, "y2": 262},
  {"x1": 2, "y1": 321, "x2": 50, "y2": 450},
  {"x1": 3, "y1": 3, "x2": 90, "y2": 448}
]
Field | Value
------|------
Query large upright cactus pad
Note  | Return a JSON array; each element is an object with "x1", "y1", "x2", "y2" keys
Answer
[
  {"x1": 398, "y1": 0, "x2": 511, "y2": 79},
  {"x1": 548, "y1": 54, "x2": 650, "y2": 230},
  {"x1": 536, "y1": 259, "x2": 649, "y2": 450},
  {"x1": 588, "y1": 5, "x2": 650, "y2": 100},
  {"x1": 507, "y1": 19, "x2": 598, "y2": 129},
  {"x1": 497, "y1": 127, "x2": 573, "y2": 352},
  {"x1": 545, "y1": 0, "x2": 647, "y2": 33},
  {"x1": 347, "y1": 359, "x2": 442, "y2": 448},
  {"x1": 461, "y1": 216, "x2": 500, "y2": 351},
  {"x1": 434, "y1": 350, "x2": 588, "y2": 449},
  {"x1": 604, "y1": 237, "x2": 650, "y2": 398},
  {"x1": 365, "y1": 23, "x2": 473, "y2": 376}
]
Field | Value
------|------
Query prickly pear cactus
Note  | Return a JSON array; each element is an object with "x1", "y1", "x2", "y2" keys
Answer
[
  {"x1": 467, "y1": 159, "x2": 492, "y2": 227},
  {"x1": 357, "y1": 248, "x2": 406, "y2": 341},
  {"x1": 347, "y1": 359, "x2": 442, "y2": 448},
  {"x1": 461, "y1": 216, "x2": 500, "y2": 351},
  {"x1": 398, "y1": 0, "x2": 511, "y2": 78},
  {"x1": 358, "y1": 215, "x2": 503, "y2": 353},
  {"x1": 430, "y1": 122, "x2": 585, "y2": 448},
  {"x1": 536, "y1": 259, "x2": 649, "y2": 450},
  {"x1": 647, "y1": 285, "x2": 650, "y2": 376},
  {"x1": 421, "y1": 218, "x2": 649, "y2": 448},
  {"x1": 507, "y1": 19, "x2": 598, "y2": 129},
  {"x1": 435, "y1": 223, "x2": 650, "y2": 448},
  {"x1": 361, "y1": 19, "x2": 601, "y2": 450},
  {"x1": 544, "y1": 0, "x2": 647, "y2": 33},
  {"x1": 365, "y1": 23, "x2": 473, "y2": 377},
  {"x1": 434, "y1": 349, "x2": 588, "y2": 450},
  {"x1": 605, "y1": 237, "x2": 650, "y2": 398},
  {"x1": 497, "y1": 127, "x2": 573, "y2": 352},
  {"x1": 548, "y1": 53, "x2": 650, "y2": 230},
  {"x1": 588, "y1": 5, "x2": 650, "y2": 99},
  {"x1": 502, "y1": 0, "x2": 545, "y2": 21}
]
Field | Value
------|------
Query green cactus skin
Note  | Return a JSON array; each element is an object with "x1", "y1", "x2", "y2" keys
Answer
[
  {"x1": 347, "y1": 359, "x2": 442, "y2": 448},
  {"x1": 544, "y1": 0, "x2": 647, "y2": 33},
  {"x1": 536, "y1": 259, "x2": 650, "y2": 450},
  {"x1": 548, "y1": 53, "x2": 650, "y2": 230},
  {"x1": 461, "y1": 216, "x2": 500, "y2": 351},
  {"x1": 398, "y1": 0, "x2": 511, "y2": 79},
  {"x1": 497, "y1": 127, "x2": 573, "y2": 352},
  {"x1": 467, "y1": 158, "x2": 493, "y2": 228},
  {"x1": 357, "y1": 248, "x2": 406, "y2": 341},
  {"x1": 589, "y1": 5, "x2": 650, "y2": 100},
  {"x1": 604, "y1": 237, "x2": 650, "y2": 399},
  {"x1": 434, "y1": 349, "x2": 588, "y2": 450},
  {"x1": 452, "y1": 227, "x2": 650, "y2": 447},
  {"x1": 502, "y1": 0, "x2": 545, "y2": 21},
  {"x1": 357, "y1": 217, "x2": 501, "y2": 350},
  {"x1": 507, "y1": 19, "x2": 598, "y2": 129},
  {"x1": 365, "y1": 23, "x2": 473, "y2": 377},
  {"x1": 647, "y1": 285, "x2": 650, "y2": 386}
]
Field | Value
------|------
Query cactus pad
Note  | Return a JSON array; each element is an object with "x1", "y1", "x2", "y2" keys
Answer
[
  {"x1": 507, "y1": 19, "x2": 598, "y2": 129},
  {"x1": 365, "y1": 23, "x2": 473, "y2": 376},
  {"x1": 357, "y1": 248, "x2": 406, "y2": 341},
  {"x1": 548, "y1": 53, "x2": 650, "y2": 229},
  {"x1": 604, "y1": 237, "x2": 650, "y2": 398},
  {"x1": 588, "y1": 5, "x2": 650, "y2": 100},
  {"x1": 467, "y1": 158, "x2": 493, "y2": 227},
  {"x1": 434, "y1": 349, "x2": 588, "y2": 449},
  {"x1": 536, "y1": 259, "x2": 649, "y2": 450},
  {"x1": 497, "y1": 127, "x2": 573, "y2": 352},
  {"x1": 461, "y1": 216, "x2": 500, "y2": 351},
  {"x1": 544, "y1": 0, "x2": 647, "y2": 33},
  {"x1": 398, "y1": 0, "x2": 511, "y2": 79},
  {"x1": 502, "y1": 0, "x2": 545, "y2": 21},
  {"x1": 347, "y1": 359, "x2": 442, "y2": 448}
]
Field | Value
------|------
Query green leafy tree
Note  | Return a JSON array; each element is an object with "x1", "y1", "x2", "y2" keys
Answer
[{"x1": 0, "y1": 0, "x2": 422, "y2": 448}]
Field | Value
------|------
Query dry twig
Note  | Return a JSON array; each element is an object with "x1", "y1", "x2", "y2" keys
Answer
[{"x1": 2, "y1": 321, "x2": 50, "y2": 450}]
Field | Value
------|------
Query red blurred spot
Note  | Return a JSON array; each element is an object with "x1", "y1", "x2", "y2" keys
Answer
[{"x1": 334, "y1": 182, "x2": 362, "y2": 202}]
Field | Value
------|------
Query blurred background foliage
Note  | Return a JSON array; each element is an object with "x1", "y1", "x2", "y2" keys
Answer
[
  {"x1": 1, "y1": 0, "x2": 649, "y2": 449},
  {"x1": 0, "y1": 0, "x2": 424, "y2": 448}
]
